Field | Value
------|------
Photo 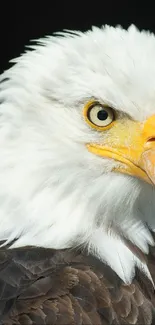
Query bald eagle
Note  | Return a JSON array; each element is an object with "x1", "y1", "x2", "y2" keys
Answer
[{"x1": 0, "y1": 24, "x2": 155, "y2": 324}]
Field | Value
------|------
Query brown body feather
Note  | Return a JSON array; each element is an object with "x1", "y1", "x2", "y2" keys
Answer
[{"x1": 0, "y1": 245, "x2": 154, "y2": 325}]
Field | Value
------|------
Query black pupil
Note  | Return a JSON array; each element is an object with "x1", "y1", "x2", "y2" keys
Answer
[{"x1": 97, "y1": 109, "x2": 108, "y2": 121}]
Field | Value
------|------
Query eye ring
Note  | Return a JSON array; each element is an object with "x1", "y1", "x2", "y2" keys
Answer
[{"x1": 83, "y1": 101, "x2": 115, "y2": 131}]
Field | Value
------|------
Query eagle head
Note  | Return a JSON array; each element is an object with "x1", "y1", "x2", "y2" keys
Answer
[{"x1": 0, "y1": 24, "x2": 155, "y2": 283}]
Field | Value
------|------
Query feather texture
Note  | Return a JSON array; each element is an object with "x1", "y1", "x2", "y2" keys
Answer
[
  {"x1": 0, "y1": 246, "x2": 154, "y2": 325},
  {"x1": 0, "y1": 26, "x2": 155, "y2": 306}
]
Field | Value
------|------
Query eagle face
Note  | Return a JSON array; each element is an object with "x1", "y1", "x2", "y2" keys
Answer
[{"x1": 0, "y1": 24, "x2": 155, "y2": 283}]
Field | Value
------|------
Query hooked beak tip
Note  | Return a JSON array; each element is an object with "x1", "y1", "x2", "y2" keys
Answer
[{"x1": 141, "y1": 149, "x2": 155, "y2": 185}]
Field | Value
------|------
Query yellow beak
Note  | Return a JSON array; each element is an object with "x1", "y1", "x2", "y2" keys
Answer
[{"x1": 87, "y1": 115, "x2": 155, "y2": 185}]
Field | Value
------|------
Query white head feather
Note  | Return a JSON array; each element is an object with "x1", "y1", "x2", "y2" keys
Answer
[{"x1": 0, "y1": 24, "x2": 155, "y2": 283}]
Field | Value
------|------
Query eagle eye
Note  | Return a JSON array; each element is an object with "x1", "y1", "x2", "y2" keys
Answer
[{"x1": 84, "y1": 101, "x2": 115, "y2": 130}]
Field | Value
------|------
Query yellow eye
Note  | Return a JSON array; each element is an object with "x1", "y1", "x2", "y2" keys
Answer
[{"x1": 84, "y1": 101, "x2": 115, "y2": 130}]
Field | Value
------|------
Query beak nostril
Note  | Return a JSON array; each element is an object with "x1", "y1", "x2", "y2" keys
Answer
[
  {"x1": 144, "y1": 137, "x2": 155, "y2": 149},
  {"x1": 147, "y1": 137, "x2": 155, "y2": 142}
]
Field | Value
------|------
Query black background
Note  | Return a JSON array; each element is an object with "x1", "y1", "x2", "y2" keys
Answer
[{"x1": 0, "y1": 2, "x2": 155, "y2": 74}]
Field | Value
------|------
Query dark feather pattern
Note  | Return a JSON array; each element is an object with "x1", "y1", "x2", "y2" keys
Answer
[{"x1": 0, "y1": 246, "x2": 154, "y2": 325}]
